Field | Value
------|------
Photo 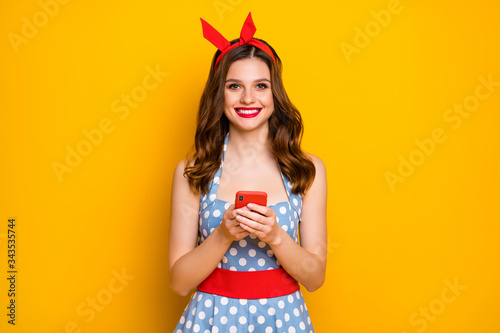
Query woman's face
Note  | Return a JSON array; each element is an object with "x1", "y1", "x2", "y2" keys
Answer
[{"x1": 223, "y1": 57, "x2": 274, "y2": 132}]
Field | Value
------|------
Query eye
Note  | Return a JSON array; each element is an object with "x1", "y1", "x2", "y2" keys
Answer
[
  {"x1": 256, "y1": 83, "x2": 268, "y2": 89},
  {"x1": 227, "y1": 83, "x2": 240, "y2": 89}
]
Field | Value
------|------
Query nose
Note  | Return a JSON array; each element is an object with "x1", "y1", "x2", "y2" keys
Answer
[{"x1": 240, "y1": 87, "x2": 255, "y2": 104}]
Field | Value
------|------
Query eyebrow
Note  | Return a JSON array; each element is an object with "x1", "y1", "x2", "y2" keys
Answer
[{"x1": 225, "y1": 78, "x2": 271, "y2": 83}]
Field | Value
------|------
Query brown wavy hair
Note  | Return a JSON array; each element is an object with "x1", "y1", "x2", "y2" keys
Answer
[{"x1": 185, "y1": 38, "x2": 315, "y2": 196}]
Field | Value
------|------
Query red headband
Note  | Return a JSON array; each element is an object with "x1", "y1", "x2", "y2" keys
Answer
[{"x1": 200, "y1": 12, "x2": 276, "y2": 68}]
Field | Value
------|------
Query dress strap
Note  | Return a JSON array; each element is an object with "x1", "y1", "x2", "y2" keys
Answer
[
  {"x1": 221, "y1": 132, "x2": 229, "y2": 163},
  {"x1": 200, "y1": 133, "x2": 229, "y2": 209},
  {"x1": 279, "y1": 166, "x2": 302, "y2": 219},
  {"x1": 278, "y1": 165, "x2": 292, "y2": 202}
]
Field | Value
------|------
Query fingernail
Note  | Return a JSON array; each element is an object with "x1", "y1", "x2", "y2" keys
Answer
[{"x1": 247, "y1": 203, "x2": 254, "y2": 209}]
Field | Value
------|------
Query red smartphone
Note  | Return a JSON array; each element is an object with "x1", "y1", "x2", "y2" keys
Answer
[{"x1": 235, "y1": 191, "x2": 267, "y2": 209}]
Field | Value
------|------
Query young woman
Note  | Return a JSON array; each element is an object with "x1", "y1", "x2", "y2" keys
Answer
[{"x1": 169, "y1": 13, "x2": 327, "y2": 332}]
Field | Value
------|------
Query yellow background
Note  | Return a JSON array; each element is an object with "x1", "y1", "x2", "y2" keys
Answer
[{"x1": 1, "y1": 0, "x2": 499, "y2": 332}]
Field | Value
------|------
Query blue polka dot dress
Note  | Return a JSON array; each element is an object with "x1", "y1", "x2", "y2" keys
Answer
[{"x1": 174, "y1": 134, "x2": 314, "y2": 333}]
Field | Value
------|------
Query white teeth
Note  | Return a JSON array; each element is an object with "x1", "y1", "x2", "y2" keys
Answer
[{"x1": 236, "y1": 109, "x2": 261, "y2": 114}]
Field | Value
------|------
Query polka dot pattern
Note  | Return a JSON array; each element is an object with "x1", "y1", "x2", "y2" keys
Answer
[
  {"x1": 174, "y1": 289, "x2": 315, "y2": 332},
  {"x1": 176, "y1": 133, "x2": 312, "y2": 332}
]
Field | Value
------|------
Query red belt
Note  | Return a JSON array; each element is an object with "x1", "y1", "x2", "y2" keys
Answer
[{"x1": 197, "y1": 267, "x2": 299, "y2": 299}]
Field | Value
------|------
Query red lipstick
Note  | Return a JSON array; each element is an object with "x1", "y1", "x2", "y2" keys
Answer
[{"x1": 234, "y1": 107, "x2": 262, "y2": 118}]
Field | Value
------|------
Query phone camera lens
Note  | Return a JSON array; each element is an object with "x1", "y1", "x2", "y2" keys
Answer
[{"x1": 238, "y1": 195, "x2": 244, "y2": 201}]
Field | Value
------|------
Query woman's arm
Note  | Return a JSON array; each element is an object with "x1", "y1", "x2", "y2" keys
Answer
[
  {"x1": 236, "y1": 154, "x2": 328, "y2": 292},
  {"x1": 168, "y1": 160, "x2": 249, "y2": 296}
]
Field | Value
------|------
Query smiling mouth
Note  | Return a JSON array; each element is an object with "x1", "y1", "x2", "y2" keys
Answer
[{"x1": 234, "y1": 108, "x2": 262, "y2": 118}]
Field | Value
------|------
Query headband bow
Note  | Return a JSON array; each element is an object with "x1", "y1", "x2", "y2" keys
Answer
[{"x1": 200, "y1": 12, "x2": 276, "y2": 68}]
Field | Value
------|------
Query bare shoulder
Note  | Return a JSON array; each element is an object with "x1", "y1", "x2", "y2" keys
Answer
[
  {"x1": 305, "y1": 152, "x2": 326, "y2": 176},
  {"x1": 303, "y1": 152, "x2": 327, "y2": 198},
  {"x1": 173, "y1": 158, "x2": 193, "y2": 180},
  {"x1": 172, "y1": 158, "x2": 199, "y2": 197},
  {"x1": 174, "y1": 158, "x2": 184, "y2": 172}
]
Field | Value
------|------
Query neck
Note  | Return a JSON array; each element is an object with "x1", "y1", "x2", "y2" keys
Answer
[{"x1": 226, "y1": 126, "x2": 274, "y2": 163}]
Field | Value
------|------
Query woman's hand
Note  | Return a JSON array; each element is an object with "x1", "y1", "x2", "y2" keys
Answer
[
  {"x1": 236, "y1": 204, "x2": 283, "y2": 246},
  {"x1": 219, "y1": 204, "x2": 250, "y2": 242}
]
